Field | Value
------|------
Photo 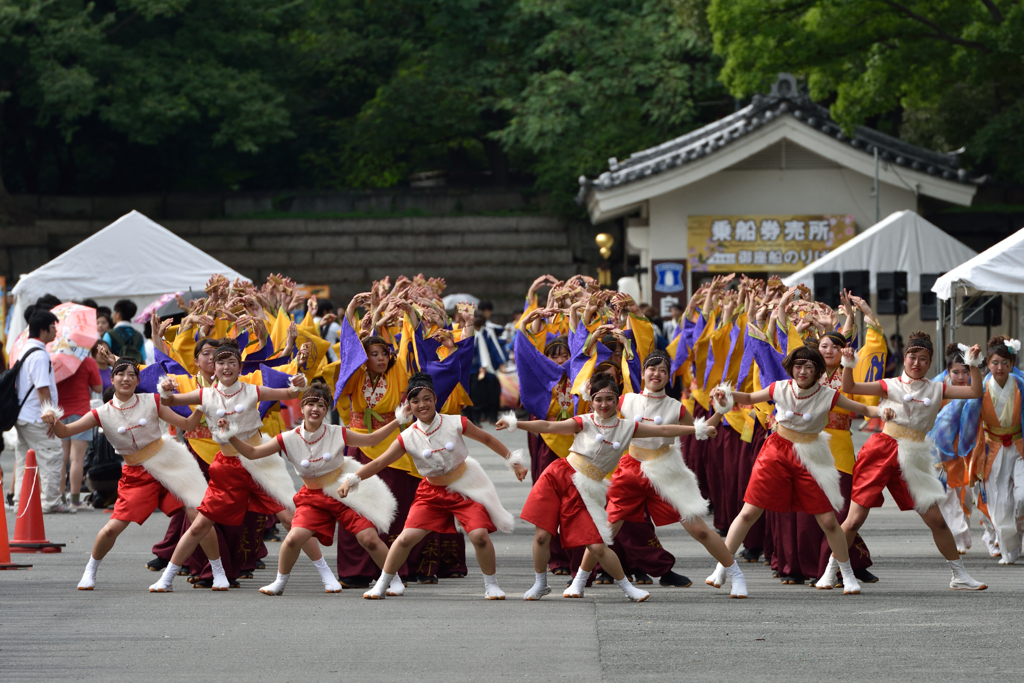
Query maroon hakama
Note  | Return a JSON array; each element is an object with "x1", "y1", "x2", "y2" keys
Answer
[
  {"x1": 335, "y1": 448, "x2": 467, "y2": 581},
  {"x1": 767, "y1": 471, "x2": 873, "y2": 579}
]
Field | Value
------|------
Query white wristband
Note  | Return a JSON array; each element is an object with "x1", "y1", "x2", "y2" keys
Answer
[
  {"x1": 506, "y1": 448, "x2": 529, "y2": 475},
  {"x1": 713, "y1": 382, "x2": 734, "y2": 414},
  {"x1": 40, "y1": 400, "x2": 65, "y2": 421},
  {"x1": 958, "y1": 343, "x2": 983, "y2": 368},
  {"x1": 500, "y1": 411, "x2": 518, "y2": 432},
  {"x1": 339, "y1": 472, "x2": 361, "y2": 493},
  {"x1": 840, "y1": 355, "x2": 857, "y2": 369},
  {"x1": 694, "y1": 417, "x2": 712, "y2": 441},
  {"x1": 395, "y1": 403, "x2": 411, "y2": 425},
  {"x1": 157, "y1": 374, "x2": 175, "y2": 400}
]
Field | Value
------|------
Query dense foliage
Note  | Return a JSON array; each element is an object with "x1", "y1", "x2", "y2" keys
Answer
[
  {"x1": 708, "y1": 0, "x2": 1024, "y2": 182},
  {"x1": 3, "y1": 0, "x2": 1021, "y2": 215},
  {"x1": 0, "y1": 0, "x2": 729, "y2": 213}
]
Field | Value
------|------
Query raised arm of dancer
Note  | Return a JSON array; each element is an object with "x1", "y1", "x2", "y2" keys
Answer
[{"x1": 495, "y1": 416, "x2": 581, "y2": 436}]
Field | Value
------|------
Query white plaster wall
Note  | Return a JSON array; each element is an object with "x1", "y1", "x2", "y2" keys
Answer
[{"x1": 647, "y1": 167, "x2": 919, "y2": 262}]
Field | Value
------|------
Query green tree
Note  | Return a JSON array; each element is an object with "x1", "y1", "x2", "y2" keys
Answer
[
  {"x1": 0, "y1": 0, "x2": 299, "y2": 202},
  {"x1": 707, "y1": 0, "x2": 1024, "y2": 181},
  {"x1": 497, "y1": 0, "x2": 728, "y2": 214}
]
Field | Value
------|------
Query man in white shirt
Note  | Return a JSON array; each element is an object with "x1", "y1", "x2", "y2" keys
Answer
[{"x1": 15, "y1": 310, "x2": 71, "y2": 513}]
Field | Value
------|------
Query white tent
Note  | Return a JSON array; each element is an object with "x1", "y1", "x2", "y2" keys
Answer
[
  {"x1": 6, "y1": 211, "x2": 246, "y2": 351},
  {"x1": 784, "y1": 210, "x2": 977, "y2": 293},
  {"x1": 932, "y1": 226, "x2": 1024, "y2": 300}
]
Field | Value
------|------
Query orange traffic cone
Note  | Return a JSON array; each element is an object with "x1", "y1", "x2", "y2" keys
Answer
[
  {"x1": 10, "y1": 449, "x2": 65, "y2": 554},
  {"x1": 0, "y1": 494, "x2": 32, "y2": 569}
]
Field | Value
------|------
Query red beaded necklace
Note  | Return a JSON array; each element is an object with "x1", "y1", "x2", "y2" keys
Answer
[{"x1": 297, "y1": 424, "x2": 327, "y2": 446}]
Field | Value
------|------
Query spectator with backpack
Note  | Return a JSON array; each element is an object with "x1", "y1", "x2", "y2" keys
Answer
[
  {"x1": 56, "y1": 344, "x2": 103, "y2": 510},
  {"x1": 102, "y1": 299, "x2": 147, "y2": 364},
  {"x1": 5, "y1": 310, "x2": 72, "y2": 513}
]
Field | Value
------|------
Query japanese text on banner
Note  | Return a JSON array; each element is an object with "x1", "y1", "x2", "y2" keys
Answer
[{"x1": 687, "y1": 214, "x2": 856, "y2": 273}]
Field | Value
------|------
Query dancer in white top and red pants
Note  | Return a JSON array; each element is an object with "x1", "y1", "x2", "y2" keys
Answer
[
  {"x1": 709, "y1": 344, "x2": 885, "y2": 597},
  {"x1": 500, "y1": 372, "x2": 719, "y2": 602},
  {"x1": 228, "y1": 380, "x2": 402, "y2": 595},
  {"x1": 42, "y1": 356, "x2": 209, "y2": 591},
  {"x1": 833, "y1": 332, "x2": 989, "y2": 590},
  {"x1": 337, "y1": 373, "x2": 527, "y2": 600}
]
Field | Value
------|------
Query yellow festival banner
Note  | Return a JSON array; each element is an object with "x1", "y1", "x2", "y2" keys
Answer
[{"x1": 688, "y1": 214, "x2": 856, "y2": 273}]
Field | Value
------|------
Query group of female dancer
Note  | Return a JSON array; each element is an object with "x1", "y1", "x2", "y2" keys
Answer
[{"x1": 42, "y1": 269, "x2": 1001, "y2": 600}]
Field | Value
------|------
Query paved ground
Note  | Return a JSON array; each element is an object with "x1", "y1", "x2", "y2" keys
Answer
[{"x1": 2, "y1": 427, "x2": 1021, "y2": 682}]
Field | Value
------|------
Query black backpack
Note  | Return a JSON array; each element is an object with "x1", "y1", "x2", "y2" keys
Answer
[
  {"x1": 107, "y1": 325, "x2": 145, "y2": 364},
  {"x1": 0, "y1": 346, "x2": 47, "y2": 432}
]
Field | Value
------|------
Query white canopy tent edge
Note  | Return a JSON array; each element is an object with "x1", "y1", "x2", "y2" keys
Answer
[
  {"x1": 6, "y1": 211, "x2": 247, "y2": 353},
  {"x1": 931, "y1": 226, "x2": 1024, "y2": 368}
]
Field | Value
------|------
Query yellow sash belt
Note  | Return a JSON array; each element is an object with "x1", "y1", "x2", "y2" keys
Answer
[
  {"x1": 426, "y1": 461, "x2": 467, "y2": 487},
  {"x1": 567, "y1": 452, "x2": 610, "y2": 481},
  {"x1": 302, "y1": 467, "x2": 345, "y2": 490}
]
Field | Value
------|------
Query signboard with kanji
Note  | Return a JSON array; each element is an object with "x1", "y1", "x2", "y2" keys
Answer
[{"x1": 687, "y1": 214, "x2": 856, "y2": 273}]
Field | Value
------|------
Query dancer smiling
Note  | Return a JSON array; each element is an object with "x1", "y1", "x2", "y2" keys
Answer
[
  {"x1": 337, "y1": 373, "x2": 526, "y2": 601},
  {"x1": 148, "y1": 339, "x2": 311, "y2": 592},
  {"x1": 832, "y1": 332, "x2": 988, "y2": 590},
  {"x1": 42, "y1": 357, "x2": 208, "y2": 590},
  {"x1": 227, "y1": 380, "x2": 402, "y2": 595},
  {"x1": 499, "y1": 372, "x2": 718, "y2": 602},
  {"x1": 584, "y1": 350, "x2": 738, "y2": 589},
  {"x1": 708, "y1": 344, "x2": 885, "y2": 597}
]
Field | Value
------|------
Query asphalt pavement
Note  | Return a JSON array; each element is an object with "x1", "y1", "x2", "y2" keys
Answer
[{"x1": 2, "y1": 426, "x2": 1021, "y2": 682}]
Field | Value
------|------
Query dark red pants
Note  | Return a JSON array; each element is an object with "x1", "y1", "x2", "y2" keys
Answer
[{"x1": 766, "y1": 471, "x2": 872, "y2": 579}]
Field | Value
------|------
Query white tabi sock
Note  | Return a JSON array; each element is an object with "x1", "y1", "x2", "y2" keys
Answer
[
  {"x1": 815, "y1": 556, "x2": 839, "y2": 590},
  {"x1": 523, "y1": 572, "x2": 551, "y2": 601},
  {"x1": 78, "y1": 556, "x2": 101, "y2": 590},
  {"x1": 387, "y1": 573, "x2": 406, "y2": 596},
  {"x1": 837, "y1": 560, "x2": 860, "y2": 595},
  {"x1": 615, "y1": 576, "x2": 650, "y2": 602},
  {"x1": 705, "y1": 562, "x2": 727, "y2": 588},
  {"x1": 209, "y1": 557, "x2": 229, "y2": 590},
  {"x1": 312, "y1": 557, "x2": 343, "y2": 592},
  {"x1": 483, "y1": 573, "x2": 505, "y2": 600},
  {"x1": 564, "y1": 568, "x2": 591, "y2": 598},
  {"x1": 948, "y1": 558, "x2": 987, "y2": 590},
  {"x1": 726, "y1": 562, "x2": 747, "y2": 599},
  {"x1": 365, "y1": 571, "x2": 394, "y2": 599},
  {"x1": 149, "y1": 563, "x2": 180, "y2": 592},
  {"x1": 260, "y1": 572, "x2": 289, "y2": 596}
]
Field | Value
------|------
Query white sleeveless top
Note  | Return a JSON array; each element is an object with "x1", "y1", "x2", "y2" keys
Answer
[
  {"x1": 880, "y1": 374, "x2": 945, "y2": 433},
  {"x1": 569, "y1": 413, "x2": 638, "y2": 473},
  {"x1": 92, "y1": 393, "x2": 164, "y2": 455},
  {"x1": 398, "y1": 413, "x2": 468, "y2": 478},
  {"x1": 620, "y1": 390, "x2": 686, "y2": 451},
  {"x1": 277, "y1": 424, "x2": 349, "y2": 478},
  {"x1": 200, "y1": 381, "x2": 262, "y2": 443},
  {"x1": 769, "y1": 379, "x2": 839, "y2": 434}
]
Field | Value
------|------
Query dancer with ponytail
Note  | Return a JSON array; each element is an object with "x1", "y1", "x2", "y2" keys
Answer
[
  {"x1": 708, "y1": 344, "x2": 886, "y2": 597},
  {"x1": 227, "y1": 380, "x2": 403, "y2": 595},
  {"x1": 834, "y1": 331, "x2": 989, "y2": 589},
  {"x1": 500, "y1": 373, "x2": 718, "y2": 602},
  {"x1": 337, "y1": 373, "x2": 527, "y2": 600},
  {"x1": 42, "y1": 357, "x2": 209, "y2": 590}
]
